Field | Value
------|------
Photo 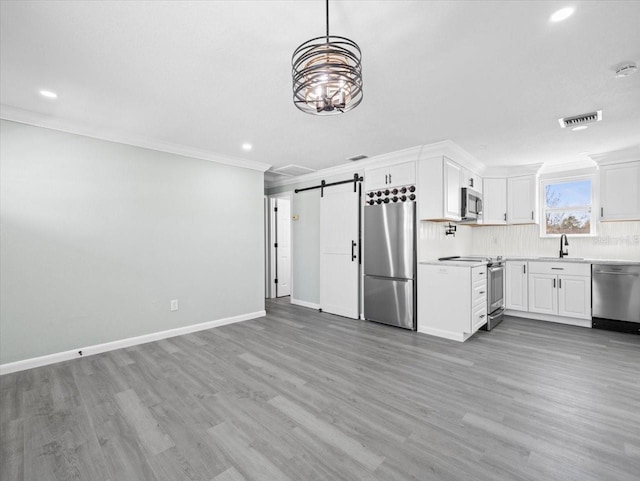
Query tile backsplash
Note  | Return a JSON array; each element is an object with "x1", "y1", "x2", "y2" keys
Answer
[
  {"x1": 419, "y1": 221, "x2": 473, "y2": 260},
  {"x1": 420, "y1": 221, "x2": 640, "y2": 261}
]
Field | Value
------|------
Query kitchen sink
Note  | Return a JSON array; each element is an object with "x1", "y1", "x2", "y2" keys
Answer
[{"x1": 536, "y1": 256, "x2": 584, "y2": 260}]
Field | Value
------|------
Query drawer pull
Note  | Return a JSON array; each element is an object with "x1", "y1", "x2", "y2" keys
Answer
[
  {"x1": 551, "y1": 267, "x2": 564, "y2": 270},
  {"x1": 479, "y1": 314, "x2": 486, "y2": 318},
  {"x1": 479, "y1": 291, "x2": 485, "y2": 294},
  {"x1": 478, "y1": 272, "x2": 485, "y2": 275}
]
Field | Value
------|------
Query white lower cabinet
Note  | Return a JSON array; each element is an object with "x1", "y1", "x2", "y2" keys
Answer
[
  {"x1": 505, "y1": 261, "x2": 528, "y2": 311},
  {"x1": 528, "y1": 273, "x2": 557, "y2": 315},
  {"x1": 418, "y1": 264, "x2": 487, "y2": 341},
  {"x1": 527, "y1": 262, "x2": 591, "y2": 320},
  {"x1": 557, "y1": 275, "x2": 591, "y2": 319}
]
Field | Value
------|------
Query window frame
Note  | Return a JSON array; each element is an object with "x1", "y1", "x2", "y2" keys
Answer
[{"x1": 539, "y1": 173, "x2": 597, "y2": 238}]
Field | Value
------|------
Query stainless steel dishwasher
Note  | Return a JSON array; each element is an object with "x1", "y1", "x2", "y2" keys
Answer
[{"x1": 592, "y1": 264, "x2": 640, "y2": 334}]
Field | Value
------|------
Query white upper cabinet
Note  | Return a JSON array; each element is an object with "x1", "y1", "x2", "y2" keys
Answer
[
  {"x1": 600, "y1": 161, "x2": 640, "y2": 221},
  {"x1": 444, "y1": 159, "x2": 462, "y2": 219},
  {"x1": 419, "y1": 156, "x2": 462, "y2": 221},
  {"x1": 482, "y1": 177, "x2": 507, "y2": 224},
  {"x1": 460, "y1": 167, "x2": 482, "y2": 194},
  {"x1": 507, "y1": 174, "x2": 538, "y2": 224},
  {"x1": 389, "y1": 161, "x2": 417, "y2": 187},
  {"x1": 365, "y1": 161, "x2": 416, "y2": 191}
]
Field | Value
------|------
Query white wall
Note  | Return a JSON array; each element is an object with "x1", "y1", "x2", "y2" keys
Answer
[{"x1": 0, "y1": 120, "x2": 265, "y2": 364}]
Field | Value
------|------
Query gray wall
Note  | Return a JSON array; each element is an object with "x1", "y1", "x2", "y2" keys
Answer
[
  {"x1": 266, "y1": 171, "x2": 362, "y2": 305},
  {"x1": 0, "y1": 120, "x2": 265, "y2": 364}
]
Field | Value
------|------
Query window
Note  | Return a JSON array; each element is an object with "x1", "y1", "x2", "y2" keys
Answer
[{"x1": 541, "y1": 176, "x2": 595, "y2": 237}]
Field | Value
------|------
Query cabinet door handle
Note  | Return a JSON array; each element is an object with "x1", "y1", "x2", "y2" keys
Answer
[
  {"x1": 385, "y1": 174, "x2": 388, "y2": 184},
  {"x1": 351, "y1": 241, "x2": 357, "y2": 261},
  {"x1": 531, "y1": 210, "x2": 534, "y2": 220},
  {"x1": 553, "y1": 278, "x2": 556, "y2": 288},
  {"x1": 601, "y1": 207, "x2": 604, "y2": 217},
  {"x1": 523, "y1": 265, "x2": 526, "y2": 274},
  {"x1": 559, "y1": 279, "x2": 562, "y2": 288},
  {"x1": 389, "y1": 173, "x2": 392, "y2": 184},
  {"x1": 469, "y1": 178, "x2": 474, "y2": 188},
  {"x1": 504, "y1": 213, "x2": 507, "y2": 221}
]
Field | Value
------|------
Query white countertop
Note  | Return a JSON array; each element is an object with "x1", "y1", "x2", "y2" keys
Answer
[
  {"x1": 507, "y1": 257, "x2": 640, "y2": 265},
  {"x1": 420, "y1": 257, "x2": 640, "y2": 266},
  {"x1": 419, "y1": 260, "x2": 488, "y2": 267}
]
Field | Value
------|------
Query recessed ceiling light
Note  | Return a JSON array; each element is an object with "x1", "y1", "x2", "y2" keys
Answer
[
  {"x1": 550, "y1": 7, "x2": 575, "y2": 22},
  {"x1": 572, "y1": 125, "x2": 588, "y2": 131},
  {"x1": 39, "y1": 89, "x2": 57, "y2": 99},
  {"x1": 615, "y1": 63, "x2": 638, "y2": 78},
  {"x1": 241, "y1": 143, "x2": 252, "y2": 151}
]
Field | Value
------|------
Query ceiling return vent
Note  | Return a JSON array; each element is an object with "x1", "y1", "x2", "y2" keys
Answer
[
  {"x1": 558, "y1": 110, "x2": 602, "y2": 128},
  {"x1": 270, "y1": 164, "x2": 316, "y2": 177}
]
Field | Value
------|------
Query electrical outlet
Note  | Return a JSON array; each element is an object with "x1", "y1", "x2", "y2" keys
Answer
[{"x1": 170, "y1": 299, "x2": 179, "y2": 311}]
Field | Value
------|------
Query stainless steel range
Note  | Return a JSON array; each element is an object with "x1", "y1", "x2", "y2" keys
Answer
[{"x1": 438, "y1": 256, "x2": 505, "y2": 330}]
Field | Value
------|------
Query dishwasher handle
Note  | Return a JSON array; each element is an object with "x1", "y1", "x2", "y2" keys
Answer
[{"x1": 594, "y1": 271, "x2": 639, "y2": 277}]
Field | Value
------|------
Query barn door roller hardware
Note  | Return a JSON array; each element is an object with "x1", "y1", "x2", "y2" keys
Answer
[{"x1": 294, "y1": 173, "x2": 363, "y2": 197}]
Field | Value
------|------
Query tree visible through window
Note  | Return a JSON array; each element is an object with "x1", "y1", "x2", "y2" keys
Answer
[{"x1": 542, "y1": 178, "x2": 594, "y2": 236}]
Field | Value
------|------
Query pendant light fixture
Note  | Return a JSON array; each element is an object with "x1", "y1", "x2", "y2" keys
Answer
[{"x1": 292, "y1": 0, "x2": 363, "y2": 115}]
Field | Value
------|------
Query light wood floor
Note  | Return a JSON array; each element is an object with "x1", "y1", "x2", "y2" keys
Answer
[{"x1": 1, "y1": 298, "x2": 639, "y2": 481}]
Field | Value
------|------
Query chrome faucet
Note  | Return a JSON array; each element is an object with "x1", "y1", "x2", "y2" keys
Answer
[{"x1": 559, "y1": 234, "x2": 569, "y2": 258}]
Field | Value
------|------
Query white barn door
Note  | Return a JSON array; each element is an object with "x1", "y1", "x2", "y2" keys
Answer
[{"x1": 320, "y1": 184, "x2": 359, "y2": 319}]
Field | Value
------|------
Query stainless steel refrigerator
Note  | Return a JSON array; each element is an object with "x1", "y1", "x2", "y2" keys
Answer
[{"x1": 363, "y1": 201, "x2": 416, "y2": 330}]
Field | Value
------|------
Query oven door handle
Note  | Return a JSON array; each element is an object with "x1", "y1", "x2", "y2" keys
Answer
[{"x1": 488, "y1": 266, "x2": 504, "y2": 272}]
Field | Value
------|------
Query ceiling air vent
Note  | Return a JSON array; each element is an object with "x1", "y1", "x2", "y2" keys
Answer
[
  {"x1": 270, "y1": 164, "x2": 316, "y2": 177},
  {"x1": 347, "y1": 154, "x2": 368, "y2": 161},
  {"x1": 558, "y1": 110, "x2": 602, "y2": 128}
]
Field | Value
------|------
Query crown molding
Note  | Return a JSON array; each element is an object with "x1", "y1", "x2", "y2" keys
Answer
[
  {"x1": 483, "y1": 162, "x2": 543, "y2": 177},
  {"x1": 265, "y1": 145, "x2": 424, "y2": 189},
  {"x1": 0, "y1": 105, "x2": 271, "y2": 172},
  {"x1": 589, "y1": 145, "x2": 640, "y2": 166},
  {"x1": 418, "y1": 140, "x2": 486, "y2": 174}
]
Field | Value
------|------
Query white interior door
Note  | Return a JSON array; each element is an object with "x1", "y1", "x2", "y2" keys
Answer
[
  {"x1": 276, "y1": 198, "x2": 291, "y2": 297},
  {"x1": 320, "y1": 184, "x2": 359, "y2": 319}
]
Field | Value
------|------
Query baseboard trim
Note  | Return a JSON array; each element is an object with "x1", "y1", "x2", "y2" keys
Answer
[
  {"x1": 0, "y1": 310, "x2": 266, "y2": 375},
  {"x1": 290, "y1": 298, "x2": 321, "y2": 310},
  {"x1": 505, "y1": 310, "x2": 591, "y2": 328},
  {"x1": 417, "y1": 326, "x2": 471, "y2": 342}
]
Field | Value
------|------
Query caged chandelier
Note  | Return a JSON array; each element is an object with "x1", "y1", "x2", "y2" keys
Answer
[{"x1": 292, "y1": 0, "x2": 363, "y2": 115}]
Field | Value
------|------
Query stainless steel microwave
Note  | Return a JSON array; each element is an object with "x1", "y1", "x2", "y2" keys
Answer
[{"x1": 461, "y1": 187, "x2": 483, "y2": 221}]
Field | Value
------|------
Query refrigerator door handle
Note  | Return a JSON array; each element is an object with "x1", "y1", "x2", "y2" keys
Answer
[{"x1": 365, "y1": 275, "x2": 410, "y2": 282}]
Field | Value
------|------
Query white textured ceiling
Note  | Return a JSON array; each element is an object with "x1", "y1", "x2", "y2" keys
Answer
[{"x1": 1, "y1": 1, "x2": 640, "y2": 178}]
